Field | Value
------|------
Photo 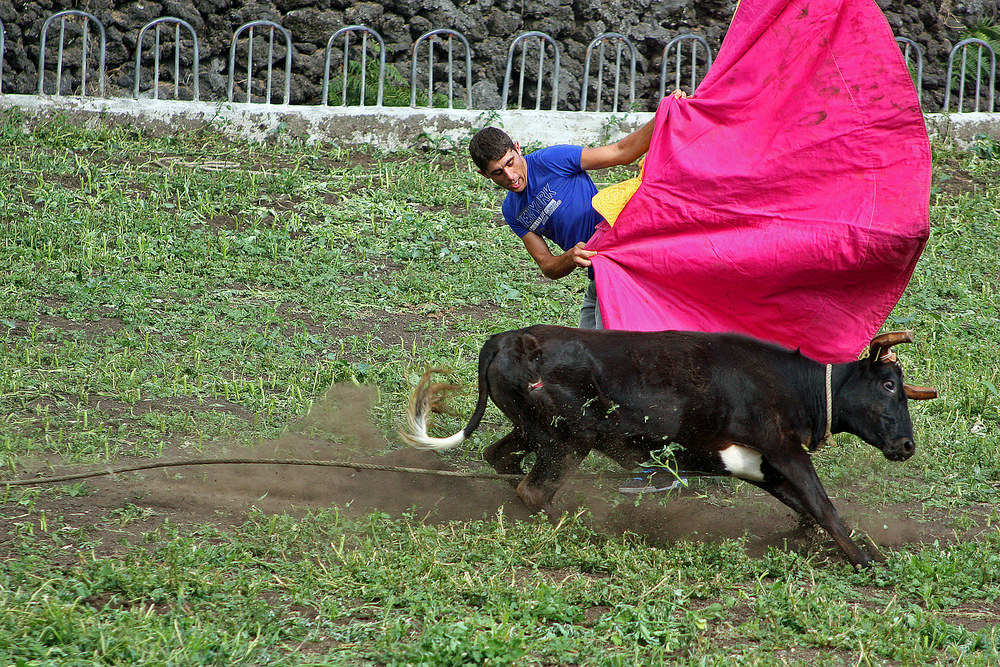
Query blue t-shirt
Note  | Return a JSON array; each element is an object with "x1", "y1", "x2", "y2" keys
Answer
[{"x1": 501, "y1": 145, "x2": 602, "y2": 252}]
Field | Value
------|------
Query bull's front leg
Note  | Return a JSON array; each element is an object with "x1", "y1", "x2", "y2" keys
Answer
[{"x1": 757, "y1": 453, "x2": 876, "y2": 570}]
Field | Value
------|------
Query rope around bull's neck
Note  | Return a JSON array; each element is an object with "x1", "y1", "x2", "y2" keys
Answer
[{"x1": 825, "y1": 363, "x2": 833, "y2": 443}]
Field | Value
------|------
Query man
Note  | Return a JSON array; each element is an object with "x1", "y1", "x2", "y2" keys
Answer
[
  {"x1": 469, "y1": 93, "x2": 688, "y2": 493},
  {"x1": 469, "y1": 120, "x2": 652, "y2": 329}
]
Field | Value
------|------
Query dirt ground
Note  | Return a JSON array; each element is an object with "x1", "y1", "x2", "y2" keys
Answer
[
  {"x1": 2, "y1": 152, "x2": 992, "y2": 567},
  {"x1": 2, "y1": 382, "x2": 981, "y2": 567}
]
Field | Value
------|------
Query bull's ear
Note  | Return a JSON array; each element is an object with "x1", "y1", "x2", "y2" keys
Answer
[
  {"x1": 904, "y1": 384, "x2": 938, "y2": 400},
  {"x1": 867, "y1": 330, "x2": 914, "y2": 363},
  {"x1": 517, "y1": 333, "x2": 544, "y2": 365}
]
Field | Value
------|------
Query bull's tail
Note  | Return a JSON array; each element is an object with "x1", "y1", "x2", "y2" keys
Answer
[
  {"x1": 400, "y1": 369, "x2": 467, "y2": 450},
  {"x1": 400, "y1": 337, "x2": 501, "y2": 451}
]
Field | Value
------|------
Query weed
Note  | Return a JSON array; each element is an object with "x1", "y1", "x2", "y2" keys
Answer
[{"x1": 970, "y1": 133, "x2": 1000, "y2": 160}]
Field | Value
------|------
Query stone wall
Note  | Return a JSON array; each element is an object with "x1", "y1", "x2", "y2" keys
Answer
[{"x1": 0, "y1": 0, "x2": 992, "y2": 111}]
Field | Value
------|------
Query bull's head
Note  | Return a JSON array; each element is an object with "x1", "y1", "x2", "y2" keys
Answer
[{"x1": 835, "y1": 331, "x2": 937, "y2": 462}]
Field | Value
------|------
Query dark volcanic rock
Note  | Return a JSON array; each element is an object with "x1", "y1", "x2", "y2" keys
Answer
[{"x1": 0, "y1": 0, "x2": 990, "y2": 109}]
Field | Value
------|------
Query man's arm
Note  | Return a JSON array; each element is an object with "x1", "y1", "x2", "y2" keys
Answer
[
  {"x1": 521, "y1": 232, "x2": 595, "y2": 280},
  {"x1": 580, "y1": 118, "x2": 655, "y2": 171},
  {"x1": 580, "y1": 89, "x2": 687, "y2": 171}
]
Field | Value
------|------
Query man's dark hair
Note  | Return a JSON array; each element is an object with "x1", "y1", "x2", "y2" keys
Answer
[{"x1": 469, "y1": 127, "x2": 516, "y2": 172}]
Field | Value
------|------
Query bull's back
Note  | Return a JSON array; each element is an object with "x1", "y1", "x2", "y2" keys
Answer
[
  {"x1": 518, "y1": 325, "x2": 805, "y2": 389},
  {"x1": 485, "y1": 326, "x2": 812, "y2": 438}
]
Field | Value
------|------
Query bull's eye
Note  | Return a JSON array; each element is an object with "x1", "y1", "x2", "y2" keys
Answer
[{"x1": 882, "y1": 380, "x2": 897, "y2": 393}]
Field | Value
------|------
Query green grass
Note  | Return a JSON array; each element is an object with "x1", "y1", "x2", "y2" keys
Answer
[{"x1": 1, "y1": 107, "x2": 1000, "y2": 664}]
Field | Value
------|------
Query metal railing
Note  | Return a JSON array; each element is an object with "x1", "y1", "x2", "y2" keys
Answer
[
  {"x1": 37, "y1": 10, "x2": 106, "y2": 97},
  {"x1": 410, "y1": 29, "x2": 473, "y2": 108},
  {"x1": 133, "y1": 17, "x2": 200, "y2": 100},
  {"x1": 12, "y1": 9, "x2": 1000, "y2": 115},
  {"x1": 943, "y1": 38, "x2": 996, "y2": 113},
  {"x1": 580, "y1": 33, "x2": 637, "y2": 112},
  {"x1": 0, "y1": 18, "x2": 5, "y2": 95},
  {"x1": 228, "y1": 20, "x2": 292, "y2": 105},
  {"x1": 660, "y1": 34, "x2": 713, "y2": 98},
  {"x1": 896, "y1": 36, "x2": 924, "y2": 104},
  {"x1": 503, "y1": 31, "x2": 561, "y2": 110},
  {"x1": 323, "y1": 26, "x2": 385, "y2": 107}
]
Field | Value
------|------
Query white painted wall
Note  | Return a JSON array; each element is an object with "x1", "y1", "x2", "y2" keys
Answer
[{"x1": 1, "y1": 94, "x2": 996, "y2": 150}]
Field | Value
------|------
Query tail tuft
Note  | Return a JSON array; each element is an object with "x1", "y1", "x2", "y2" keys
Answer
[{"x1": 399, "y1": 369, "x2": 467, "y2": 450}]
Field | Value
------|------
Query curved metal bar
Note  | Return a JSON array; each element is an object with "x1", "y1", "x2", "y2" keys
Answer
[
  {"x1": 895, "y1": 36, "x2": 924, "y2": 107},
  {"x1": 228, "y1": 20, "x2": 293, "y2": 105},
  {"x1": 37, "y1": 10, "x2": 107, "y2": 97},
  {"x1": 0, "y1": 18, "x2": 5, "y2": 95},
  {"x1": 942, "y1": 37, "x2": 996, "y2": 113},
  {"x1": 581, "y1": 32, "x2": 637, "y2": 112},
  {"x1": 659, "y1": 34, "x2": 713, "y2": 99},
  {"x1": 409, "y1": 29, "x2": 473, "y2": 108},
  {"x1": 502, "y1": 31, "x2": 560, "y2": 110},
  {"x1": 322, "y1": 25, "x2": 386, "y2": 107},
  {"x1": 133, "y1": 17, "x2": 200, "y2": 100}
]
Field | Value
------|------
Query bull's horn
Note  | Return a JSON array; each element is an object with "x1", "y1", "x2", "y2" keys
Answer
[
  {"x1": 870, "y1": 330, "x2": 915, "y2": 348},
  {"x1": 904, "y1": 384, "x2": 938, "y2": 400},
  {"x1": 869, "y1": 330, "x2": 915, "y2": 361}
]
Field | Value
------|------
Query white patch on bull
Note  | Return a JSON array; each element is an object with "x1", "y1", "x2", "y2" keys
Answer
[{"x1": 719, "y1": 445, "x2": 765, "y2": 481}]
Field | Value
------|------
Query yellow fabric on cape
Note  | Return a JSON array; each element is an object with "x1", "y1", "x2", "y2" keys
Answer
[{"x1": 592, "y1": 159, "x2": 644, "y2": 227}]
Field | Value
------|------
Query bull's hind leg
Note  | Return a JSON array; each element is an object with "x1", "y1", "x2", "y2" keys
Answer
[
  {"x1": 758, "y1": 453, "x2": 874, "y2": 569},
  {"x1": 483, "y1": 430, "x2": 528, "y2": 488},
  {"x1": 516, "y1": 441, "x2": 587, "y2": 517}
]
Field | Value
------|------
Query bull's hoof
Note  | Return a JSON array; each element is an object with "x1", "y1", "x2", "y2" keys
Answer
[
  {"x1": 850, "y1": 545, "x2": 884, "y2": 570},
  {"x1": 515, "y1": 480, "x2": 550, "y2": 515},
  {"x1": 858, "y1": 536, "x2": 886, "y2": 564},
  {"x1": 852, "y1": 558, "x2": 874, "y2": 571}
]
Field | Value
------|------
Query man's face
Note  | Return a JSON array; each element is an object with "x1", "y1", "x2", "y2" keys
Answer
[{"x1": 480, "y1": 144, "x2": 528, "y2": 193}]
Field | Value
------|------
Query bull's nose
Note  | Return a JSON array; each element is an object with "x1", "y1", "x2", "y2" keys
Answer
[
  {"x1": 886, "y1": 438, "x2": 915, "y2": 461},
  {"x1": 900, "y1": 439, "x2": 915, "y2": 458}
]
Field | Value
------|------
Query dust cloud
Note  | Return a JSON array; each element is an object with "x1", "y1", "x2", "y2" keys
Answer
[{"x1": 38, "y1": 384, "x2": 938, "y2": 557}]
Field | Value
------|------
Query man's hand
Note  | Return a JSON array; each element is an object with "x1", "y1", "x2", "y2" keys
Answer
[
  {"x1": 567, "y1": 242, "x2": 597, "y2": 269},
  {"x1": 522, "y1": 234, "x2": 596, "y2": 279}
]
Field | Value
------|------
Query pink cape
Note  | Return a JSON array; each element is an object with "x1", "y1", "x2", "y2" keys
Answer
[{"x1": 588, "y1": 0, "x2": 930, "y2": 363}]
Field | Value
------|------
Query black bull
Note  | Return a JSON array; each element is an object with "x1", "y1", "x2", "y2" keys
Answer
[{"x1": 402, "y1": 326, "x2": 936, "y2": 569}]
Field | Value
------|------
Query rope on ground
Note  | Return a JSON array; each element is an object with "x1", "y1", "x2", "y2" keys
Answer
[
  {"x1": 152, "y1": 156, "x2": 250, "y2": 172},
  {"x1": 1, "y1": 457, "x2": 598, "y2": 488}
]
